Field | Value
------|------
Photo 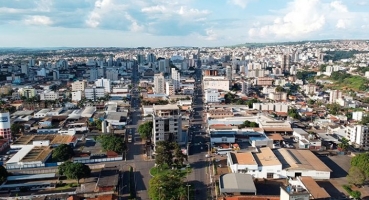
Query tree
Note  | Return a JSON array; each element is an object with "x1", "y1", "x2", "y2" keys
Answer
[
  {"x1": 52, "y1": 144, "x2": 74, "y2": 161},
  {"x1": 350, "y1": 153, "x2": 369, "y2": 179},
  {"x1": 338, "y1": 138, "x2": 349, "y2": 152},
  {"x1": 288, "y1": 108, "x2": 299, "y2": 119},
  {"x1": 138, "y1": 121, "x2": 153, "y2": 140},
  {"x1": 149, "y1": 170, "x2": 187, "y2": 200},
  {"x1": 58, "y1": 161, "x2": 91, "y2": 184},
  {"x1": 11, "y1": 123, "x2": 24, "y2": 137},
  {"x1": 97, "y1": 134, "x2": 126, "y2": 154},
  {"x1": 347, "y1": 166, "x2": 366, "y2": 186},
  {"x1": 155, "y1": 141, "x2": 173, "y2": 167},
  {"x1": 173, "y1": 143, "x2": 186, "y2": 166},
  {"x1": 0, "y1": 165, "x2": 8, "y2": 184}
]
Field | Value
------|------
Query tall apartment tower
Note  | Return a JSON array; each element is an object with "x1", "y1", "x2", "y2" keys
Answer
[
  {"x1": 154, "y1": 73, "x2": 166, "y2": 94},
  {"x1": 241, "y1": 81, "x2": 249, "y2": 95},
  {"x1": 152, "y1": 104, "x2": 182, "y2": 148},
  {"x1": 72, "y1": 80, "x2": 87, "y2": 92},
  {"x1": 147, "y1": 53, "x2": 156, "y2": 63},
  {"x1": 329, "y1": 90, "x2": 342, "y2": 104},
  {"x1": 226, "y1": 65, "x2": 232, "y2": 80},
  {"x1": 171, "y1": 68, "x2": 180, "y2": 91},
  {"x1": 95, "y1": 78, "x2": 111, "y2": 93},
  {"x1": 281, "y1": 54, "x2": 291, "y2": 72},
  {"x1": 106, "y1": 69, "x2": 119, "y2": 81},
  {"x1": 90, "y1": 68, "x2": 98, "y2": 81}
]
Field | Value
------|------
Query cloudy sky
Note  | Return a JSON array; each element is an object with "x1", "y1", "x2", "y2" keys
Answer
[{"x1": 0, "y1": 0, "x2": 368, "y2": 47}]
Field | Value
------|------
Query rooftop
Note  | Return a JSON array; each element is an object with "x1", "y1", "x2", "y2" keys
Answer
[
  {"x1": 230, "y1": 152, "x2": 257, "y2": 165},
  {"x1": 153, "y1": 104, "x2": 179, "y2": 110},
  {"x1": 220, "y1": 173, "x2": 256, "y2": 194},
  {"x1": 274, "y1": 148, "x2": 332, "y2": 172},
  {"x1": 254, "y1": 147, "x2": 281, "y2": 166},
  {"x1": 96, "y1": 167, "x2": 119, "y2": 187},
  {"x1": 299, "y1": 176, "x2": 330, "y2": 199}
]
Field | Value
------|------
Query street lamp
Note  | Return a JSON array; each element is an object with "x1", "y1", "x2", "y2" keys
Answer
[{"x1": 186, "y1": 184, "x2": 191, "y2": 200}]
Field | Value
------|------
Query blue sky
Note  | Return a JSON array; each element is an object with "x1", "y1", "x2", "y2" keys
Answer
[{"x1": 0, "y1": 0, "x2": 368, "y2": 47}]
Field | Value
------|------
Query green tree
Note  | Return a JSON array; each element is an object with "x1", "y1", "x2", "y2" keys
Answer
[
  {"x1": 149, "y1": 170, "x2": 187, "y2": 200},
  {"x1": 288, "y1": 108, "x2": 299, "y2": 119},
  {"x1": 347, "y1": 166, "x2": 366, "y2": 186},
  {"x1": 173, "y1": 143, "x2": 186, "y2": 166},
  {"x1": 11, "y1": 123, "x2": 24, "y2": 137},
  {"x1": 338, "y1": 138, "x2": 349, "y2": 152},
  {"x1": 97, "y1": 134, "x2": 126, "y2": 154},
  {"x1": 155, "y1": 141, "x2": 173, "y2": 167},
  {"x1": 0, "y1": 165, "x2": 8, "y2": 184},
  {"x1": 138, "y1": 121, "x2": 153, "y2": 140},
  {"x1": 52, "y1": 144, "x2": 75, "y2": 162},
  {"x1": 58, "y1": 162, "x2": 91, "y2": 184},
  {"x1": 275, "y1": 86, "x2": 285, "y2": 92},
  {"x1": 350, "y1": 153, "x2": 369, "y2": 179}
]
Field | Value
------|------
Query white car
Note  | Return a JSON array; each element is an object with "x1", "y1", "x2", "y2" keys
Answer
[{"x1": 205, "y1": 154, "x2": 210, "y2": 158}]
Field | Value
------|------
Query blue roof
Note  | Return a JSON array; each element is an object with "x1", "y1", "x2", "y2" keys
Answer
[{"x1": 7, "y1": 173, "x2": 56, "y2": 181}]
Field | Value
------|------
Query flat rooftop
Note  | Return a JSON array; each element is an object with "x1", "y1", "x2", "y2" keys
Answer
[
  {"x1": 13, "y1": 134, "x2": 74, "y2": 145},
  {"x1": 153, "y1": 104, "x2": 179, "y2": 110},
  {"x1": 274, "y1": 148, "x2": 332, "y2": 172},
  {"x1": 230, "y1": 152, "x2": 257, "y2": 165},
  {"x1": 254, "y1": 147, "x2": 281, "y2": 166},
  {"x1": 97, "y1": 167, "x2": 119, "y2": 187},
  {"x1": 21, "y1": 146, "x2": 52, "y2": 163}
]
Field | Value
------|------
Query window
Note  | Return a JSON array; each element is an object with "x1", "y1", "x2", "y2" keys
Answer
[
  {"x1": 221, "y1": 137, "x2": 227, "y2": 142},
  {"x1": 267, "y1": 173, "x2": 274, "y2": 178}
]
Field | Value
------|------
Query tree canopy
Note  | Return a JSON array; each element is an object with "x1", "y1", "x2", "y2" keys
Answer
[
  {"x1": 149, "y1": 170, "x2": 188, "y2": 200},
  {"x1": 155, "y1": 141, "x2": 186, "y2": 167},
  {"x1": 52, "y1": 144, "x2": 75, "y2": 162},
  {"x1": 347, "y1": 166, "x2": 366, "y2": 186},
  {"x1": 97, "y1": 134, "x2": 126, "y2": 154},
  {"x1": 238, "y1": 120, "x2": 259, "y2": 128},
  {"x1": 350, "y1": 153, "x2": 369, "y2": 179},
  {"x1": 138, "y1": 121, "x2": 153, "y2": 140},
  {"x1": 58, "y1": 161, "x2": 91, "y2": 184}
]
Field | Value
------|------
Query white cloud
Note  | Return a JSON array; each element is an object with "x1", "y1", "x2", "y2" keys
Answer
[
  {"x1": 35, "y1": 0, "x2": 53, "y2": 12},
  {"x1": 125, "y1": 13, "x2": 144, "y2": 32},
  {"x1": 228, "y1": 0, "x2": 253, "y2": 9},
  {"x1": 204, "y1": 29, "x2": 218, "y2": 41},
  {"x1": 141, "y1": 4, "x2": 210, "y2": 21},
  {"x1": 330, "y1": 1, "x2": 348, "y2": 12},
  {"x1": 86, "y1": 0, "x2": 128, "y2": 28},
  {"x1": 249, "y1": 0, "x2": 326, "y2": 38},
  {"x1": 24, "y1": 15, "x2": 53, "y2": 26},
  {"x1": 336, "y1": 19, "x2": 349, "y2": 29}
]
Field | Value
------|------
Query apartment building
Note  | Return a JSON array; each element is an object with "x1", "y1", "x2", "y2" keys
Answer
[
  {"x1": 154, "y1": 73, "x2": 165, "y2": 94},
  {"x1": 204, "y1": 89, "x2": 220, "y2": 103},
  {"x1": 20, "y1": 87, "x2": 37, "y2": 98},
  {"x1": 95, "y1": 78, "x2": 111, "y2": 93},
  {"x1": 71, "y1": 80, "x2": 87, "y2": 92},
  {"x1": 329, "y1": 90, "x2": 342, "y2": 104},
  {"x1": 40, "y1": 90, "x2": 59, "y2": 101},
  {"x1": 152, "y1": 104, "x2": 183, "y2": 148},
  {"x1": 346, "y1": 125, "x2": 369, "y2": 150},
  {"x1": 85, "y1": 87, "x2": 105, "y2": 101}
]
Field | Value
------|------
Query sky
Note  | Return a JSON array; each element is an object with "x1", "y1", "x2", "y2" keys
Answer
[{"x1": 0, "y1": 0, "x2": 368, "y2": 48}]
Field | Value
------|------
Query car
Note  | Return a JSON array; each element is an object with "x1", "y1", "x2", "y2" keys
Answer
[{"x1": 205, "y1": 154, "x2": 210, "y2": 158}]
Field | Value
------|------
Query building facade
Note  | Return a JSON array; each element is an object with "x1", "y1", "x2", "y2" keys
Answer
[
  {"x1": 72, "y1": 80, "x2": 87, "y2": 92},
  {"x1": 154, "y1": 73, "x2": 165, "y2": 94},
  {"x1": 40, "y1": 91, "x2": 59, "y2": 101},
  {"x1": 346, "y1": 125, "x2": 369, "y2": 150},
  {"x1": 95, "y1": 78, "x2": 111, "y2": 93},
  {"x1": 204, "y1": 89, "x2": 220, "y2": 103},
  {"x1": 152, "y1": 105, "x2": 182, "y2": 148},
  {"x1": 0, "y1": 112, "x2": 11, "y2": 139},
  {"x1": 85, "y1": 87, "x2": 105, "y2": 101}
]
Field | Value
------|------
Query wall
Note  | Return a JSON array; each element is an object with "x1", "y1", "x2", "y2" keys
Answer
[{"x1": 285, "y1": 170, "x2": 330, "y2": 180}]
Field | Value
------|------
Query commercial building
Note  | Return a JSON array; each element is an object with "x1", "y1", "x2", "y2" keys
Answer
[
  {"x1": 203, "y1": 76, "x2": 230, "y2": 91},
  {"x1": 40, "y1": 90, "x2": 59, "y2": 101},
  {"x1": 219, "y1": 173, "x2": 257, "y2": 195},
  {"x1": 95, "y1": 78, "x2": 111, "y2": 93},
  {"x1": 152, "y1": 104, "x2": 183, "y2": 148},
  {"x1": 0, "y1": 112, "x2": 11, "y2": 139},
  {"x1": 227, "y1": 147, "x2": 331, "y2": 179},
  {"x1": 154, "y1": 73, "x2": 166, "y2": 94},
  {"x1": 71, "y1": 80, "x2": 87, "y2": 92},
  {"x1": 204, "y1": 89, "x2": 220, "y2": 103},
  {"x1": 85, "y1": 87, "x2": 105, "y2": 101}
]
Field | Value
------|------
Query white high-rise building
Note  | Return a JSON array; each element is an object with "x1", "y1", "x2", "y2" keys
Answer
[
  {"x1": 72, "y1": 91, "x2": 82, "y2": 102},
  {"x1": 166, "y1": 81, "x2": 174, "y2": 96},
  {"x1": 346, "y1": 125, "x2": 369, "y2": 150},
  {"x1": 95, "y1": 78, "x2": 111, "y2": 93},
  {"x1": 72, "y1": 80, "x2": 87, "y2": 92},
  {"x1": 171, "y1": 68, "x2": 180, "y2": 91},
  {"x1": 241, "y1": 81, "x2": 249, "y2": 95},
  {"x1": 85, "y1": 87, "x2": 105, "y2": 101},
  {"x1": 329, "y1": 90, "x2": 342, "y2": 104},
  {"x1": 152, "y1": 104, "x2": 183, "y2": 148},
  {"x1": 106, "y1": 69, "x2": 119, "y2": 81},
  {"x1": 154, "y1": 73, "x2": 166, "y2": 94},
  {"x1": 204, "y1": 89, "x2": 220, "y2": 103},
  {"x1": 226, "y1": 65, "x2": 232, "y2": 80}
]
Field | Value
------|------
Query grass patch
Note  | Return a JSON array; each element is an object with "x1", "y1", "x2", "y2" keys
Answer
[{"x1": 55, "y1": 182, "x2": 79, "y2": 190}]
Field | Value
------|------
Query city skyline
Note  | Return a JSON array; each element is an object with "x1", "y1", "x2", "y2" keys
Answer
[{"x1": 1, "y1": 0, "x2": 369, "y2": 48}]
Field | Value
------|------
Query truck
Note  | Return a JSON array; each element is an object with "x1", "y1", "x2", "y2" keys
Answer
[{"x1": 128, "y1": 135, "x2": 132, "y2": 143}]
